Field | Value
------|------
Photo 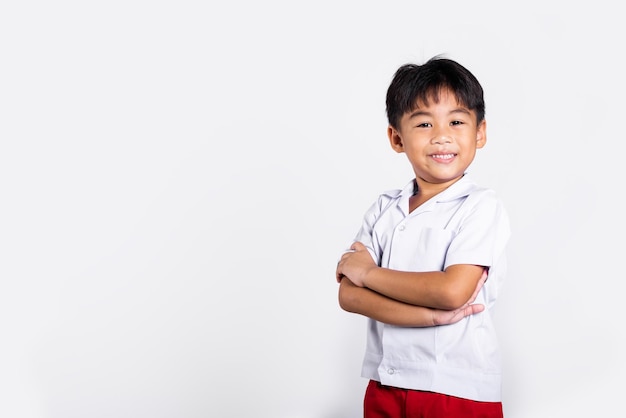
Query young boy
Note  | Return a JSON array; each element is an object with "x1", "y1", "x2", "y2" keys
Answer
[{"x1": 336, "y1": 56, "x2": 510, "y2": 417}]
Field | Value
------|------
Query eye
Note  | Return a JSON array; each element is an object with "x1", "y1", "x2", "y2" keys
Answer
[
  {"x1": 416, "y1": 122, "x2": 432, "y2": 128},
  {"x1": 450, "y1": 120, "x2": 464, "y2": 126}
]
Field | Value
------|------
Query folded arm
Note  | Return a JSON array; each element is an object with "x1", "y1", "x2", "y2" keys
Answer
[
  {"x1": 336, "y1": 242, "x2": 487, "y2": 310},
  {"x1": 338, "y1": 273, "x2": 486, "y2": 327}
]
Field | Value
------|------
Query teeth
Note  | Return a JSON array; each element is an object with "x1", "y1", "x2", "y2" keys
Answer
[{"x1": 432, "y1": 153, "x2": 454, "y2": 159}]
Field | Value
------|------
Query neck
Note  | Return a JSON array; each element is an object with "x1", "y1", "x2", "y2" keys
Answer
[{"x1": 413, "y1": 174, "x2": 464, "y2": 199}]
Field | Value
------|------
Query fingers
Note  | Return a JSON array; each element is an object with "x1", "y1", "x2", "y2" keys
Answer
[
  {"x1": 465, "y1": 303, "x2": 485, "y2": 316},
  {"x1": 336, "y1": 246, "x2": 358, "y2": 282},
  {"x1": 350, "y1": 241, "x2": 366, "y2": 251},
  {"x1": 336, "y1": 260, "x2": 344, "y2": 283},
  {"x1": 479, "y1": 268, "x2": 488, "y2": 284},
  {"x1": 335, "y1": 255, "x2": 352, "y2": 283}
]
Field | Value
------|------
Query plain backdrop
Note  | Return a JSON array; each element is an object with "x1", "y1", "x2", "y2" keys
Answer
[{"x1": 1, "y1": 1, "x2": 624, "y2": 417}]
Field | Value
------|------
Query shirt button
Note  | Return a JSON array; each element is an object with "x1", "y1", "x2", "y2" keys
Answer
[
  {"x1": 387, "y1": 368, "x2": 395, "y2": 375},
  {"x1": 398, "y1": 225, "x2": 405, "y2": 231}
]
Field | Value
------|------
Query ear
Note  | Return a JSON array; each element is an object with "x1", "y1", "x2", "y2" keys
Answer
[
  {"x1": 475, "y1": 119, "x2": 487, "y2": 149},
  {"x1": 388, "y1": 126, "x2": 405, "y2": 153}
]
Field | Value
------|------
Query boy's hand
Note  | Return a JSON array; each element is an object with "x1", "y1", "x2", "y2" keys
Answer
[
  {"x1": 336, "y1": 242, "x2": 377, "y2": 286},
  {"x1": 431, "y1": 269, "x2": 488, "y2": 325}
]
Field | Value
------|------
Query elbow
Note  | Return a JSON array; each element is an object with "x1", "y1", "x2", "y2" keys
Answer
[
  {"x1": 438, "y1": 288, "x2": 470, "y2": 310},
  {"x1": 338, "y1": 282, "x2": 357, "y2": 313},
  {"x1": 338, "y1": 296, "x2": 351, "y2": 313}
]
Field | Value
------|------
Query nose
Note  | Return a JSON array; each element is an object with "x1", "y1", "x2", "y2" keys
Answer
[{"x1": 431, "y1": 135, "x2": 453, "y2": 145}]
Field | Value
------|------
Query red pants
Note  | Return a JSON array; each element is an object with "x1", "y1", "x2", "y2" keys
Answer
[{"x1": 364, "y1": 380, "x2": 503, "y2": 418}]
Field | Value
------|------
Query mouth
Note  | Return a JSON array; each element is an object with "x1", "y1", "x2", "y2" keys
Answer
[{"x1": 430, "y1": 153, "x2": 457, "y2": 163}]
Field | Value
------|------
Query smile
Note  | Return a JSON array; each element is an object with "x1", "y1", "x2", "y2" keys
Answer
[{"x1": 431, "y1": 153, "x2": 455, "y2": 160}]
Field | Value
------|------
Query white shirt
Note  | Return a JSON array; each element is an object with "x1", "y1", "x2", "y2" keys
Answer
[{"x1": 352, "y1": 175, "x2": 510, "y2": 402}]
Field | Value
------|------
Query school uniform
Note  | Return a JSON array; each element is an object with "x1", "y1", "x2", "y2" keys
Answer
[{"x1": 351, "y1": 175, "x2": 510, "y2": 407}]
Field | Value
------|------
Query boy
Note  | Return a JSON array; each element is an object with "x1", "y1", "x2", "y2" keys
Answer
[{"x1": 336, "y1": 56, "x2": 510, "y2": 417}]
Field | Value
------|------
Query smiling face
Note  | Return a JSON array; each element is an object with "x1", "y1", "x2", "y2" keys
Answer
[{"x1": 388, "y1": 88, "x2": 486, "y2": 195}]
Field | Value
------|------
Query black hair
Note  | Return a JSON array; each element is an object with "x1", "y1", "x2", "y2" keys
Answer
[{"x1": 385, "y1": 56, "x2": 485, "y2": 129}]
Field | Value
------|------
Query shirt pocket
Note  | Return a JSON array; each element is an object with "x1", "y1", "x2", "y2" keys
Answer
[{"x1": 410, "y1": 227, "x2": 454, "y2": 271}]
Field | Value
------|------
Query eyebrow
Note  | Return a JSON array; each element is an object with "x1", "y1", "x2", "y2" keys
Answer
[{"x1": 408, "y1": 108, "x2": 472, "y2": 119}]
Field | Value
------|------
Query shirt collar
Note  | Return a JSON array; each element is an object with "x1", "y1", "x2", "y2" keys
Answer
[
  {"x1": 386, "y1": 174, "x2": 480, "y2": 214},
  {"x1": 431, "y1": 174, "x2": 480, "y2": 203}
]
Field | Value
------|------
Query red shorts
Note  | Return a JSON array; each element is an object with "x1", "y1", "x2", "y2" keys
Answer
[{"x1": 364, "y1": 380, "x2": 503, "y2": 418}]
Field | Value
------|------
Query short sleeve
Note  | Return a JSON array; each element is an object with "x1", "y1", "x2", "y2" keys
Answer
[{"x1": 444, "y1": 191, "x2": 510, "y2": 269}]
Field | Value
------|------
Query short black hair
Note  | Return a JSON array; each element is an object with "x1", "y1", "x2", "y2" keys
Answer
[{"x1": 385, "y1": 56, "x2": 485, "y2": 129}]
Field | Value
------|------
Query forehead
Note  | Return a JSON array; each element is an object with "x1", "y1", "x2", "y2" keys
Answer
[{"x1": 412, "y1": 87, "x2": 463, "y2": 110}]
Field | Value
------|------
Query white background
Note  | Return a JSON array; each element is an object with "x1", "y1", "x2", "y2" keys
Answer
[{"x1": 1, "y1": 1, "x2": 624, "y2": 417}]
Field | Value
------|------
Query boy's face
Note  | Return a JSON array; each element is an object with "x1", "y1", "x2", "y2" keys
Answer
[{"x1": 387, "y1": 88, "x2": 486, "y2": 190}]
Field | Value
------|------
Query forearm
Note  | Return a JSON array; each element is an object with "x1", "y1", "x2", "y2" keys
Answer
[
  {"x1": 338, "y1": 278, "x2": 437, "y2": 327},
  {"x1": 362, "y1": 264, "x2": 485, "y2": 310}
]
